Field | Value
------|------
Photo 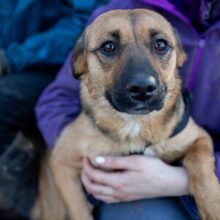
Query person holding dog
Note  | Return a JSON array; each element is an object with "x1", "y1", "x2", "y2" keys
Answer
[{"x1": 36, "y1": 0, "x2": 220, "y2": 219}]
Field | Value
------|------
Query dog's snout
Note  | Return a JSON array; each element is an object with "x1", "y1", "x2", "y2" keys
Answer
[{"x1": 126, "y1": 75, "x2": 157, "y2": 101}]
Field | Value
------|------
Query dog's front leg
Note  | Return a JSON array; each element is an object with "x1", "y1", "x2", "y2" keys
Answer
[
  {"x1": 183, "y1": 136, "x2": 220, "y2": 220},
  {"x1": 50, "y1": 152, "x2": 93, "y2": 220}
]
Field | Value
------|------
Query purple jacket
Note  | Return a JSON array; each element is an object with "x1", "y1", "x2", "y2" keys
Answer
[{"x1": 36, "y1": 0, "x2": 220, "y2": 218}]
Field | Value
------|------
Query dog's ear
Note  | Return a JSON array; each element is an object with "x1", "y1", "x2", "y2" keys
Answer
[
  {"x1": 71, "y1": 32, "x2": 88, "y2": 79},
  {"x1": 173, "y1": 28, "x2": 187, "y2": 67}
]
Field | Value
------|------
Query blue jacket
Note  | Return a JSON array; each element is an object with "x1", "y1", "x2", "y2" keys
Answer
[{"x1": 0, "y1": 0, "x2": 109, "y2": 73}]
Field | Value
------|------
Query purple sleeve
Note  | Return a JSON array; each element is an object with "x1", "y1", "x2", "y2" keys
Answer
[
  {"x1": 36, "y1": 52, "x2": 81, "y2": 148},
  {"x1": 215, "y1": 152, "x2": 220, "y2": 180}
]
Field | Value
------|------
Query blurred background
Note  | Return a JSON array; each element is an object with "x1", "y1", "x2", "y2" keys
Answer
[{"x1": 0, "y1": 1, "x2": 109, "y2": 219}]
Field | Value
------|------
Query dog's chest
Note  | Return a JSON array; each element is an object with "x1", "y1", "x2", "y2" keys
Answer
[
  {"x1": 119, "y1": 119, "x2": 141, "y2": 139},
  {"x1": 89, "y1": 119, "x2": 147, "y2": 156},
  {"x1": 117, "y1": 120, "x2": 150, "y2": 154}
]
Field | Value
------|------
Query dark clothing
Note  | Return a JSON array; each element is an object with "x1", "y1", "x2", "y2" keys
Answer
[
  {"x1": 0, "y1": 73, "x2": 55, "y2": 219},
  {"x1": 0, "y1": 73, "x2": 55, "y2": 148},
  {"x1": 93, "y1": 197, "x2": 192, "y2": 220},
  {"x1": 0, "y1": 133, "x2": 43, "y2": 220}
]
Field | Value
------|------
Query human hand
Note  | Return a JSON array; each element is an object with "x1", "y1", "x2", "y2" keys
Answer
[
  {"x1": 81, "y1": 155, "x2": 189, "y2": 203},
  {"x1": 0, "y1": 49, "x2": 11, "y2": 76}
]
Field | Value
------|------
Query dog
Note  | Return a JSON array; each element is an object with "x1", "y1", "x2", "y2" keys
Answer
[{"x1": 33, "y1": 9, "x2": 220, "y2": 220}]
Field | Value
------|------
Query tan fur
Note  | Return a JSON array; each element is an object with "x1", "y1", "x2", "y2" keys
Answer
[
  {"x1": 32, "y1": 155, "x2": 66, "y2": 220},
  {"x1": 33, "y1": 9, "x2": 220, "y2": 220}
]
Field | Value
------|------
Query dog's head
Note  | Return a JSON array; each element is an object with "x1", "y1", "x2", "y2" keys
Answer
[{"x1": 72, "y1": 9, "x2": 186, "y2": 115}]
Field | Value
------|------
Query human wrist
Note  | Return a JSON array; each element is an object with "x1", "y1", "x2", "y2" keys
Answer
[{"x1": 162, "y1": 166, "x2": 189, "y2": 197}]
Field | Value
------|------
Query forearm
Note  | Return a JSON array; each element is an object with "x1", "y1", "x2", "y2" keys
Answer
[{"x1": 155, "y1": 166, "x2": 189, "y2": 198}]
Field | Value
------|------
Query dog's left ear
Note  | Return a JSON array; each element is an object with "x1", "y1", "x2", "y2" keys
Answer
[
  {"x1": 173, "y1": 28, "x2": 187, "y2": 67},
  {"x1": 71, "y1": 32, "x2": 88, "y2": 79}
]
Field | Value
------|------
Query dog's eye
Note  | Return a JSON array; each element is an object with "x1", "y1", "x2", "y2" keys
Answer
[
  {"x1": 101, "y1": 41, "x2": 116, "y2": 55},
  {"x1": 154, "y1": 39, "x2": 169, "y2": 54}
]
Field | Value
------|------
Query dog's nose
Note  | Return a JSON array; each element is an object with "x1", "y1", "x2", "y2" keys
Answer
[{"x1": 126, "y1": 75, "x2": 157, "y2": 101}]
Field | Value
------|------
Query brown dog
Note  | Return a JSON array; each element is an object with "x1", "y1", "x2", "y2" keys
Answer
[{"x1": 33, "y1": 9, "x2": 220, "y2": 220}]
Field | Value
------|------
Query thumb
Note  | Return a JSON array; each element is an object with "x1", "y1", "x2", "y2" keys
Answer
[{"x1": 94, "y1": 155, "x2": 143, "y2": 171}]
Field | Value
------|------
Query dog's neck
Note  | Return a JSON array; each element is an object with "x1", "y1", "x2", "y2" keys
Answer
[
  {"x1": 83, "y1": 92, "x2": 185, "y2": 145},
  {"x1": 170, "y1": 90, "x2": 190, "y2": 137}
]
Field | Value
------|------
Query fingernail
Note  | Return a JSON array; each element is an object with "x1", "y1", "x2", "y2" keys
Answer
[{"x1": 95, "y1": 156, "x2": 105, "y2": 164}]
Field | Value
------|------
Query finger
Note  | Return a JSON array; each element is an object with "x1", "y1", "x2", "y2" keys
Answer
[
  {"x1": 94, "y1": 194, "x2": 118, "y2": 203},
  {"x1": 81, "y1": 167, "x2": 93, "y2": 190},
  {"x1": 82, "y1": 167, "x2": 118, "y2": 203},
  {"x1": 81, "y1": 170, "x2": 115, "y2": 197},
  {"x1": 83, "y1": 158, "x2": 122, "y2": 187},
  {"x1": 95, "y1": 155, "x2": 144, "y2": 171}
]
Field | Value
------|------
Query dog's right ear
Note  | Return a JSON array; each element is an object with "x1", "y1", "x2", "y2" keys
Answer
[{"x1": 71, "y1": 32, "x2": 88, "y2": 79}]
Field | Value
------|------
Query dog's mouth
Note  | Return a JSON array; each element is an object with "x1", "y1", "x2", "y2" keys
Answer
[{"x1": 105, "y1": 87, "x2": 166, "y2": 115}]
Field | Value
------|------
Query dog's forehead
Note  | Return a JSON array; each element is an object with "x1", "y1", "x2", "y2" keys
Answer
[{"x1": 86, "y1": 9, "x2": 176, "y2": 49}]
